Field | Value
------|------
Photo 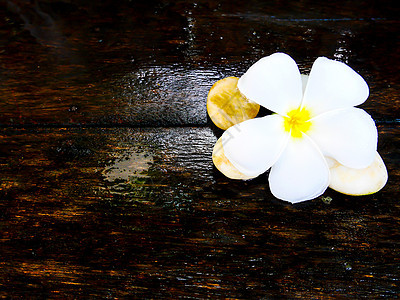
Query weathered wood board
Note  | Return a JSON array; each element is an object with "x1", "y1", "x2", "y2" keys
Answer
[
  {"x1": 0, "y1": 0, "x2": 399, "y2": 298},
  {"x1": 0, "y1": 126, "x2": 399, "y2": 298},
  {"x1": 0, "y1": 1, "x2": 399, "y2": 126}
]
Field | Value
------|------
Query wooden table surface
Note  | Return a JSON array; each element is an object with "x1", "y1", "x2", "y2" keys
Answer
[{"x1": 1, "y1": 0, "x2": 399, "y2": 298}]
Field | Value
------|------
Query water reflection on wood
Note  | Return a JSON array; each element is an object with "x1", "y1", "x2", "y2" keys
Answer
[
  {"x1": 0, "y1": 0, "x2": 399, "y2": 298},
  {"x1": 0, "y1": 126, "x2": 399, "y2": 297}
]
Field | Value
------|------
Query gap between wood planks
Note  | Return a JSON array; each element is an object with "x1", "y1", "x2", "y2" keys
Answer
[{"x1": 0, "y1": 119, "x2": 399, "y2": 129}]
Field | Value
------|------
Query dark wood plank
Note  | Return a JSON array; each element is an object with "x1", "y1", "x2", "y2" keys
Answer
[
  {"x1": 0, "y1": 125, "x2": 399, "y2": 298},
  {"x1": 1, "y1": 1, "x2": 399, "y2": 126},
  {"x1": 1, "y1": 0, "x2": 399, "y2": 298}
]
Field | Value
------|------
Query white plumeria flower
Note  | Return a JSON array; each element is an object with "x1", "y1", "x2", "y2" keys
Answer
[{"x1": 221, "y1": 53, "x2": 379, "y2": 203}]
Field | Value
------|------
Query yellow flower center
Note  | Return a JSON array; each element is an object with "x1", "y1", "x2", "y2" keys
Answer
[{"x1": 284, "y1": 108, "x2": 312, "y2": 138}]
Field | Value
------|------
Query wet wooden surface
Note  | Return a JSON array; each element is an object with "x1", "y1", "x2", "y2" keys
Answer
[{"x1": 1, "y1": 0, "x2": 400, "y2": 298}]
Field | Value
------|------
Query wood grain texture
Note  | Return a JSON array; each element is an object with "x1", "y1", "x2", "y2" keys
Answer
[
  {"x1": 0, "y1": 126, "x2": 399, "y2": 298},
  {"x1": 0, "y1": 0, "x2": 399, "y2": 298},
  {"x1": 0, "y1": 1, "x2": 399, "y2": 126}
]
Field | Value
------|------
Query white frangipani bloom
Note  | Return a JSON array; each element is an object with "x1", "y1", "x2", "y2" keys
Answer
[{"x1": 221, "y1": 53, "x2": 379, "y2": 203}]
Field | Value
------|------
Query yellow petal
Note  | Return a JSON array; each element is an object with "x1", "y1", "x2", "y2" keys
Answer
[
  {"x1": 328, "y1": 152, "x2": 388, "y2": 196},
  {"x1": 207, "y1": 77, "x2": 260, "y2": 130},
  {"x1": 212, "y1": 137, "x2": 256, "y2": 180}
]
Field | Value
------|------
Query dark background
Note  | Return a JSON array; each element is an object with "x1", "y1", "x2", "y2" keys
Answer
[{"x1": 0, "y1": 0, "x2": 399, "y2": 298}]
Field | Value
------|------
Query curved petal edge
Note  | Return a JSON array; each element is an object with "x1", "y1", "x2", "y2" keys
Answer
[
  {"x1": 222, "y1": 115, "x2": 289, "y2": 177},
  {"x1": 308, "y1": 107, "x2": 377, "y2": 169},
  {"x1": 238, "y1": 53, "x2": 303, "y2": 116},
  {"x1": 269, "y1": 135, "x2": 330, "y2": 203},
  {"x1": 302, "y1": 57, "x2": 369, "y2": 117}
]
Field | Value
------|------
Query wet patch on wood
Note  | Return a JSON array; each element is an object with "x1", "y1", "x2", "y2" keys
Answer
[{"x1": 0, "y1": 0, "x2": 399, "y2": 298}]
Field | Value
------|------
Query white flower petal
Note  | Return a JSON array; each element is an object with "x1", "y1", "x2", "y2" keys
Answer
[
  {"x1": 301, "y1": 74, "x2": 309, "y2": 94},
  {"x1": 212, "y1": 137, "x2": 256, "y2": 180},
  {"x1": 237, "y1": 53, "x2": 303, "y2": 116},
  {"x1": 308, "y1": 108, "x2": 377, "y2": 169},
  {"x1": 269, "y1": 135, "x2": 330, "y2": 203},
  {"x1": 302, "y1": 57, "x2": 369, "y2": 117},
  {"x1": 222, "y1": 115, "x2": 289, "y2": 177}
]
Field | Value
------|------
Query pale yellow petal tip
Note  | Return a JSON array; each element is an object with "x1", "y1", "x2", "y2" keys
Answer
[
  {"x1": 212, "y1": 137, "x2": 256, "y2": 180},
  {"x1": 328, "y1": 152, "x2": 388, "y2": 196},
  {"x1": 207, "y1": 77, "x2": 260, "y2": 130}
]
